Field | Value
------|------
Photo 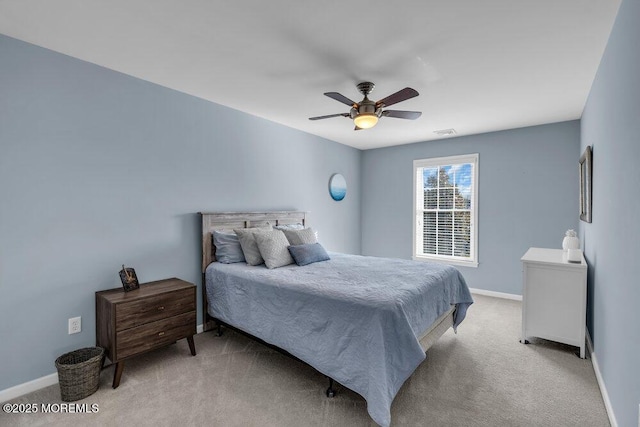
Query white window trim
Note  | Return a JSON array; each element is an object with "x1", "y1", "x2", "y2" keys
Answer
[{"x1": 412, "y1": 153, "x2": 479, "y2": 268}]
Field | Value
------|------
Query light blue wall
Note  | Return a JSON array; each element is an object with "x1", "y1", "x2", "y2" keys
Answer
[
  {"x1": 580, "y1": 0, "x2": 640, "y2": 425},
  {"x1": 0, "y1": 35, "x2": 361, "y2": 391},
  {"x1": 361, "y1": 121, "x2": 580, "y2": 294}
]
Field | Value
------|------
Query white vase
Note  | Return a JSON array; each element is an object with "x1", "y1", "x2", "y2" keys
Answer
[{"x1": 562, "y1": 235, "x2": 580, "y2": 251}]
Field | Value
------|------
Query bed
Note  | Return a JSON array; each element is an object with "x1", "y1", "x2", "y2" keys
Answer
[{"x1": 199, "y1": 211, "x2": 473, "y2": 427}]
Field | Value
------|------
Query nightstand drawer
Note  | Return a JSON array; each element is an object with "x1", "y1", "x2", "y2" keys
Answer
[
  {"x1": 116, "y1": 288, "x2": 195, "y2": 331},
  {"x1": 116, "y1": 311, "x2": 196, "y2": 359}
]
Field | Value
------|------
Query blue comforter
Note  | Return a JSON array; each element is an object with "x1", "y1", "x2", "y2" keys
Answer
[{"x1": 205, "y1": 253, "x2": 473, "y2": 426}]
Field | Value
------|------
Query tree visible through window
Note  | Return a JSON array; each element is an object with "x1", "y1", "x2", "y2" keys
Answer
[{"x1": 413, "y1": 154, "x2": 478, "y2": 266}]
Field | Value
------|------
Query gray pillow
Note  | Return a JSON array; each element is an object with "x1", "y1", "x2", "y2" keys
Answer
[
  {"x1": 234, "y1": 226, "x2": 272, "y2": 266},
  {"x1": 288, "y1": 243, "x2": 330, "y2": 266},
  {"x1": 254, "y1": 230, "x2": 294, "y2": 269},
  {"x1": 281, "y1": 227, "x2": 317, "y2": 246},
  {"x1": 212, "y1": 231, "x2": 245, "y2": 264}
]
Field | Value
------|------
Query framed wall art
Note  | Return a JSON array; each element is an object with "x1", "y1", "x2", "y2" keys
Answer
[
  {"x1": 579, "y1": 146, "x2": 592, "y2": 223},
  {"x1": 329, "y1": 173, "x2": 347, "y2": 201}
]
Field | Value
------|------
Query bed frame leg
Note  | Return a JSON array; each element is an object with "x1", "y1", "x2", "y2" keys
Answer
[
  {"x1": 216, "y1": 323, "x2": 223, "y2": 337},
  {"x1": 326, "y1": 377, "x2": 336, "y2": 398}
]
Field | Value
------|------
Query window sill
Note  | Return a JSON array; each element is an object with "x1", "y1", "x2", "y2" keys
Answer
[{"x1": 412, "y1": 255, "x2": 478, "y2": 268}]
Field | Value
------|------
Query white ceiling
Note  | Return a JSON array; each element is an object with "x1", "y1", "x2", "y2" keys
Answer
[{"x1": 0, "y1": 0, "x2": 621, "y2": 150}]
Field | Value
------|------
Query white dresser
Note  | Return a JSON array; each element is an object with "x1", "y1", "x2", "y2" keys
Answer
[{"x1": 521, "y1": 247, "x2": 588, "y2": 358}]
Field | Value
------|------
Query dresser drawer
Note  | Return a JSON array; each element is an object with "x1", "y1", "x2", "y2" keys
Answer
[
  {"x1": 116, "y1": 288, "x2": 195, "y2": 331},
  {"x1": 116, "y1": 311, "x2": 196, "y2": 360}
]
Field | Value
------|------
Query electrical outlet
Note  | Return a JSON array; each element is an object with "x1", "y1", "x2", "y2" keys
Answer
[{"x1": 68, "y1": 317, "x2": 81, "y2": 334}]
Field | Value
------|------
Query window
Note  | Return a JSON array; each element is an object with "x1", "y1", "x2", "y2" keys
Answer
[{"x1": 413, "y1": 154, "x2": 478, "y2": 267}]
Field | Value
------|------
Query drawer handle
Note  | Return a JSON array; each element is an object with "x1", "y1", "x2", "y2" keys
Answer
[
  {"x1": 157, "y1": 306, "x2": 165, "y2": 311},
  {"x1": 158, "y1": 331, "x2": 165, "y2": 337}
]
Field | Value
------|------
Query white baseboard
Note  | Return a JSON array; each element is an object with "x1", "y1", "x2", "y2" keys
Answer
[
  {"x1": 586, "y1": 329, "x2": 594, "y2": 358},
  {"x1": 586, "y1": 331, "x2": 618, "y2": 427},
  {"x1": 2, "y1": 326, "x2": 206, "y2": 403},
  {"x1": 0, "y1": 373, "x2": 58, "y2": 403},
  {"x1": 469, "y1": 287, "x2": 522, "y2": 301}
]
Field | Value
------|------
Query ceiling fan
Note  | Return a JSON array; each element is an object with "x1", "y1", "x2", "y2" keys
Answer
[{"x1": 309, "y1": 82, "x2": 422, "y2": 130}]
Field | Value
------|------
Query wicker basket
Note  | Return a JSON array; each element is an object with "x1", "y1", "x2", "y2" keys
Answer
[{"x1": 55, "y1": 347, "x2": 104, "y2": 401}]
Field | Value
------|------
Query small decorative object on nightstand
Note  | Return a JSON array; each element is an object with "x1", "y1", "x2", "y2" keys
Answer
[
  {"x1": 118, "y1": 265, "x2": 139, "y2": 292},
  {"x1": 567, "y1": 248, "x2": 583, "y2": 263},
  {"x1": 520, "y1": 248, "x2": 587, "y2": 358},
  {"x1": 562, "y1": 229, "x2": 580, "y2": 252},
  {"x1": 95, "y1": 278, "x2": 197, "y2": 388}
]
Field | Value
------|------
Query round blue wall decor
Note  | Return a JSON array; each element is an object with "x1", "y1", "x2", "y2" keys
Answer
[{"x1": 329, "y1": 173, "x2": 347, "y2": 201}]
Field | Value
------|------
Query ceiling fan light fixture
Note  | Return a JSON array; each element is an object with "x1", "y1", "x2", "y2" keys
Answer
[
  {"x1": 309, "y1": 82, "x2": 421, "y2": 130},
  {"x1": 353, "y1": 113, "x2": 378, "y2": 129}
]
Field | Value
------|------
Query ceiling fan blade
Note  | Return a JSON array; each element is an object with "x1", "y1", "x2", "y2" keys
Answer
[
  {"x1": 309, "y1": 113, "x2": 350, "y2": 120},
  {"x1": 376, "y1": 87, "x2": 419, "y2": 108},
  {"x1": 382, "y1": 110, "x2": 422, "y2": 120},
  {"x1": 324, "y1": 92, "x2": 358, "y2": 107}
]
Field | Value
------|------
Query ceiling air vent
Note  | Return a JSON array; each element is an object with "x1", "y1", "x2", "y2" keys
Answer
[{"x1": 433, "y1": 128, "x2": 457, "y2": 136}]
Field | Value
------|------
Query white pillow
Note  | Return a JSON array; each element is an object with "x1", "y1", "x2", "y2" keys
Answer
[
  {"x1": 255, "y1": 230, "x2": 294, "y2": 269},
  {"x1": 234, "y1": 226, "x2": 272, "y2": 265}
]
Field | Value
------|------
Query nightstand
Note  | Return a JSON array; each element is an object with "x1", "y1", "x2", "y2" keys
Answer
[
  {"x1": 95, "y1": 278, "x2": 197, "y2": 388},
  {"x1": 521, "y1": 248, "x2": 587, "y2": 358}
]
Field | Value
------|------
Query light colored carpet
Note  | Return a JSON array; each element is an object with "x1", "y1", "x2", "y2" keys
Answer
[{"x1": 1, "y1": 294, "x2": 609, "y2": 426}]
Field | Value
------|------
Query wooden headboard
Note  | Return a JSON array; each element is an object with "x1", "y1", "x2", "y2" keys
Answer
[
  {"x1": 198, "y1": 211, "x2": 308, "y2": 331},
  {"x1": 198, "y1": 211, "x2": 308, "y2": 272}
]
